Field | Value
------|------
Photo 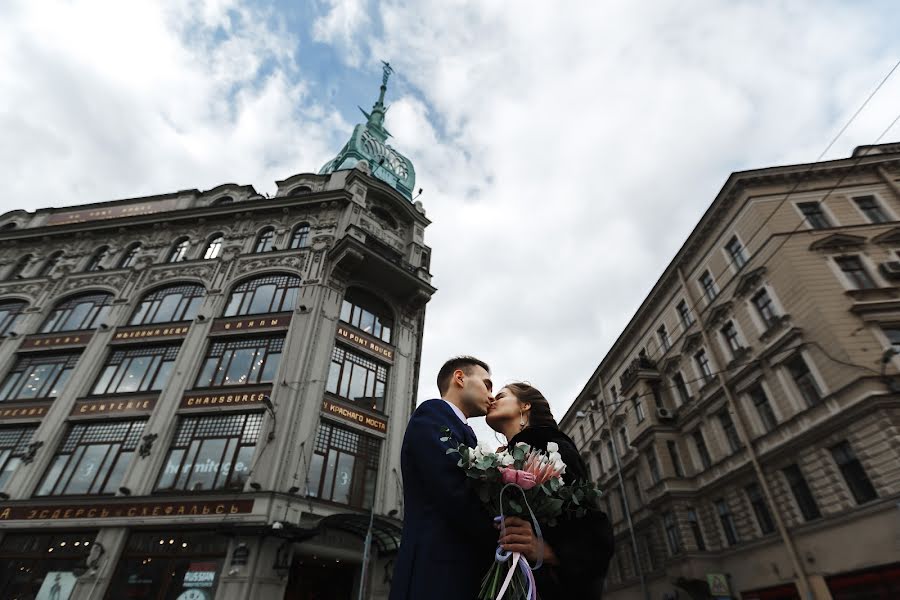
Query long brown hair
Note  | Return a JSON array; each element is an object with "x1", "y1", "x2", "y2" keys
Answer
[{"x1": 505, "y1": 382, "x2": 558, "y2": 429}]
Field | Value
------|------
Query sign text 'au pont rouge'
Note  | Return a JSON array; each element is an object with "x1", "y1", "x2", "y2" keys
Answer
[
  {"x1": 45, "y1": 198, "x2": 179, "y2": 226},
  {"x1": 336, "y1": 325, "x2": 394, "y2": 362}
]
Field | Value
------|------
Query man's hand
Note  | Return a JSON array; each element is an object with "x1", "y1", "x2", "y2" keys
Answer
[{"x1": 498, "y1": 517, "x2": 558, "y2": 565}]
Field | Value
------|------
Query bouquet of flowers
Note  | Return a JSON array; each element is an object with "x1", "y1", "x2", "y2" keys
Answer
[{"x1": 441, "y1": 429, "x2": 603, "y2": 600}]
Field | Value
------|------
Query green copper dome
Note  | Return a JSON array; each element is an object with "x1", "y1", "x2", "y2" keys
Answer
[{"x1": 319, "y1": 62, "x2": 417, "y2": 199}]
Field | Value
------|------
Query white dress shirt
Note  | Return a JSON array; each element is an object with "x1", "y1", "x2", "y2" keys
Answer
[{"x1": 443, "y1": 399, "x2": 468, "y2": 424}]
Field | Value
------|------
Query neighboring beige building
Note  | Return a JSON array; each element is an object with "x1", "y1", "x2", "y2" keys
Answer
[
  {"x1": 561, "y1": 143, "x2": 900, "y2": 600},
  {"x1": 0, "y1": 66, "x2": 432, "y2": 599}
]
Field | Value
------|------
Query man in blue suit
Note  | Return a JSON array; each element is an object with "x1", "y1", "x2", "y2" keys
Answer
[{"x1": 390, "y1": 356, "x2": 498, "y2": 600}]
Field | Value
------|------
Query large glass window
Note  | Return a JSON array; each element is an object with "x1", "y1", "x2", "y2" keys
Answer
[
  {"x1": 195, "y1": 337, "x2": 283, "y2": 388},
  {"x1": 326, "y1": 346, "x2": 388, "y2": 412},
  {"x1": 36, "y1": 420, "x2": 145, "y2": 496},
  {"x1": 156, "y1": 413, "x2": 261, "y2": 492},
  {"x1": 289, "y1": 223, "x2": 310, "y2": 249},
  {"x1": 0, "y1": 532, "x2": 95, "y2": 599},
  {"x1": 40, "y1": 292, "x2": 113, "y2": 333},
  {"x1": 0, "y1": 300, "x2": 27, "y2": 335},
  {"x1": 749, "y1": 383, "x2": 777, "y2": 432},
  {"x1": 223, "y1": 274, "x2": 300, "y2": 317},
  {"x1": 798, "y1": 202, "x2": 831, "y2": 229},
  {"x1": 91, "y1": 346, "x2": 179, "y2": 395},
  {"x1": 118, "y1": 243, "x2": 141, "y2": 269},
  {"x1": 130, "y1": 284, "x2": 205, "y2": 325},
  {"x1": 39, "y1": 251, "x2": 64, "y2": 277},
  {"x1": 830, "y1": 441, "x2": 878, "y2": 505},
  {"x1": 715, "y1": 499, "x2": 739, "y2": 546},
  {"x1": 0, "y1": 353, "x2": 79, "y2": 401},
  {"x1": 253, "y1": 227, "x2": 275, "y2": 253},
  {"x1": 340, "y1": 288, "x2": 394, "y2": 343},
  {"x1": 85, "y1": 246, "x2": 109, "y2": 272},
  {"x1": 307, "y1": 421, "x2": 381, "y2": 509},
  {"x1": 835, "y1": 255, "x2": 876, "y2": 290},
  {"x1": 782, "y1": 464, "x2": 821, "y2": 521},
  {"x1": 168, "y1": 238, "x2": 191, "y2": 263},
  {"x1": 204, "y1": 234, "x2": 223, "y2": 260},
  {"x1": 746, "y1": 482, "x2": 775, "y2": 534},
  {"x1": 0, "y1": 426, "x2": 36, "y2": 490},
  {"x1": 785, "y1": 354, "x2": 822, "y2": 406}
]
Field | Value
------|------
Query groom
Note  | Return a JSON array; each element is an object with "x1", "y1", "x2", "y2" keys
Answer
[{"x1": 389, "y1": 356, "x2": 499, "y2": 600}]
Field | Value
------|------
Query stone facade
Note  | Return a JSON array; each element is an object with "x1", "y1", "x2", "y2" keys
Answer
[{"x1": 561, "y1": 143, "x2": 900, "y2": 600}]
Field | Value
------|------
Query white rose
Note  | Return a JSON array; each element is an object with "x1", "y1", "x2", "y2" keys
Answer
[
  {"x1": 546, "y1": 442, "x2": 559, "y2": 453},
  {"x1": 498, "y1": 452, "x2": 515, "y2": 466},
  {"x1": 515, "y1": 442, "x2": 530, "y2": 450}
]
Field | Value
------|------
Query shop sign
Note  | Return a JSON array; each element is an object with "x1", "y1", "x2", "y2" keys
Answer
[
  {"x1": 210, "y1": 314, "x2": 292, "y2": 334},
  {"x1": 707, "y1": 573, "x2": 731, "y2": 596},
  {"x1": 45, "y1": 198, "x2": 179, "y2": 225},
  {"x1": 20, "y1": 331, "x2": 93, "y2": 350},
  {"x1": 0, "y1": 401, "x2": 52, "y2": 421},
  {"x1": 112, "y1": 324, "x2": 190, "y2": 343},
  {"x1": 35, "y1": 571, "x2": 77, "y2": 600},
  {"x1": 0, "y1": 499, "x2": 254, "y2": 521},
  {"x1": 183, "y1": 562, "x2": 218, "y2": 589},
  {"x1": 336, "y1": 325, "x2": 393, "y2": 362},
  {"x1": 180, "y1": 387, "x2": 271, "y2": 409},
  {"x1": 71, "y1": 397, "x2": 157, "y2": 417},
  {"x1": 322, "y1": 398, "x2": 387, "y2": 433}
]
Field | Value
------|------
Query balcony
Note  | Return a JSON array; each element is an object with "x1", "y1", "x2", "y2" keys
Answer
[{"x1": 619, "y1": 355, "x2": 660, "y2": 393}]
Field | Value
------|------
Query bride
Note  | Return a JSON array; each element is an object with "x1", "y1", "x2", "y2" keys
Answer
[{"x1": 486, "y1": 382, "x2": 615, "y2": 599}]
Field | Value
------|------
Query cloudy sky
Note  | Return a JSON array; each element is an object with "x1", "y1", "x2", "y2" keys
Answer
[{"x1": 2, "y1": 0, "x2": 899, "y2": 441}]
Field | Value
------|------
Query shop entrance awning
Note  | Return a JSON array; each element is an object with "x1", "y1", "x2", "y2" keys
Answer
[{"x1": 318, "y1": 513, "x2": 402, "y2": 555}]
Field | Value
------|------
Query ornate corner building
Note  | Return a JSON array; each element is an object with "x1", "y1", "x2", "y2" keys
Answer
[
  {"x1": 561, "y1": 144, "x2": 900, "y2": 600},
  {"x1": 0, "y1": 67, "x2": 432, "y2": 599}
]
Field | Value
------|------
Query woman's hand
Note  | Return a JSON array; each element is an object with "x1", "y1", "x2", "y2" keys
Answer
[{"x1": 498, "y1": 517, "x2": 559, "y2": 565}]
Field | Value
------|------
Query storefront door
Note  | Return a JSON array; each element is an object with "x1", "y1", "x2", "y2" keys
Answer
[
  {"x1": 283, "y1": 555, "x2": 357, "y2": 600},
  {"x1": 0, "y1": 531, "x2": 95, "y2": 600}
]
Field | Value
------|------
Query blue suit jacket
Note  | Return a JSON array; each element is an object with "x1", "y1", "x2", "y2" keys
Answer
[{"x1": 389, "y1": 399, "x2": 496, "y2": 600}]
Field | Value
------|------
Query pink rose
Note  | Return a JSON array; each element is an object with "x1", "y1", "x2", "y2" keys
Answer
[{"x1": 500, "y1": 467, "x2": 537, "y2": 490}]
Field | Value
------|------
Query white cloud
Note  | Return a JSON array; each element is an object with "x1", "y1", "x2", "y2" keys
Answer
[{"x1": 312, "y1": 0, "x2": 370, "y2": 68}]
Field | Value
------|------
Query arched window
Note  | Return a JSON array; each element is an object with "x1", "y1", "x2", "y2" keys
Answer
[
  {"x1": 254, "y1": 228, "x2": 275, "y2": 253},
  {"x1": 0, "y1": 300, "x2": 27, "y2": 335},
  {"x1": 340, "y1": 288, "x2": 394, "y2": 343},
  {"x1": 204, "y1": 234, "x2": 223, "y2": 260},
  {"x1": 224, "y1": 274, "x2": 300, "y2": 317},
  {"x1": 6, "y1": 254, "x2": 32, "y2": 280},
  {"x1": 1, "y1": 222, "x2": 17, "y2": 231},
  {"x1": 212, "y1": 196, "x2": 234, "y2": 206},
  {"x1": 40, "y1": 292, "x2": 113, "y2": 333},
  {"x1": 130, "y1": 284, "x2": 205, "y2": 325},
  {"x1": 289, "y1": 186, "x2": 312, "y2": 196},
  {"x1": 119, "y1": 243, "x2": 141, "y2": 269},
  {"x1": 39, "y1": 251, "x2": 64, "y2": 277},
  {"x1": 168, "y1": 238, "x2": 191, "y2": 263},
  {"x1": 289, "y1": 223, "x2": 310, "y2": 249},
  {"x1": 85, "y1": 246, "x2": 110, "y2": 272}
]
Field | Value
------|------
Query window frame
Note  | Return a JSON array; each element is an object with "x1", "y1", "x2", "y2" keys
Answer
[
  {"x1": 325, "y1": 345, "x2": 389, "y2": 413},
  {"x1": 748, "y1": 382, "x2": 778, "y2": 432},
  {"x1": 830, "y1": 440, "x2": 878, "y2": 505},
  {"x1": 0, "y1": 353, "x2": 80, "y2": 401},
  {"x1": 745, "y1": 482, "x2": 776, "y2": 535},
  {"x1": 118, "y1": 243, "x2": 141, "y2": 269},
  {"x1": 796, "y1": 201, "x2": 833, "y2": 229},
  {"x1": 851, "y1": 194, "x2": 890, "y2": 224},
  {"x1": 751, "y1": 288, "x2": 779, "y2": 329},
  {"x1": 129, "y1": 283, "x2": 205, "y2": 326},
  {"x1": 40, "y1": 292, "x2": 114, "y2": 333},
  {"x1": 785, "y1": 353, "x2": 823, "y2": 407},
  {"x1": 686, "y1": 507, "x2": 706, "y2": 551},
  {"x1": 0, "y1": 426, "x2": 36, "y2": 491},
  {"x1": 0, "y1": 300, "x2": 28, "y2": 336},
  {"x1": 692, "y1": 429, "x2": 713, "y2": 470},
  {"x1": 834, "y1": 255, "x2": 877, "y2": 290},
  {"x1": 168, "y1": 238, "x2": 191, "y2": 263},
  {"x1": 646, "y1": 448, "x2": 661, "y2": 484},
  {"x1": 676, "y1": 299, "x2": 694, "y2": 329},
  {"x1": 666, "y1": 440, "x2": 685, "y2": 478},
  {"x1": 698, "y1": 270, "x2": 718, "y2": 302},
  {"x1": 694, "y1": 348, "x2": 713, "y2": 384},
  {"x1": 253, "y1": 227, "x2": 276, "y2": 253},
  {"x1": 340, "y1": 288, "x2": 395, "y2": 344},
  {"x1": 194, "y1": 336, "x2": 284, "y2": 389},
  {"x1": 724, "y1": 235, "x2": 748, "y2": 270},
  {"x1": 718, "y1": 410, "x2": 742, "y2": 453},
  {"x1": 289, "y1": 223, "x2": 311, "y2": 249},
  {"x1": 306, "y1": 421, "x2": 382, "y2": 509},
  {"x1": 85, "y1": 246, "x2": 110, "y2": 272},
  {"x1": 662, "y1": 511, "x2": 683, "y2": 555},
  {"x1": 720, "y1": 320, "x2": 742, "y2": 356},
  {"x1": 715, "y1": 498, "x2": 740, "y2": 546},
  {"x1": 90, "y1": 345, "x2": 180, "y2": 396},
  {"x1": 782, "y1": 464, "x2": 821, "y2": 521},
  {"x1": 672, "y1": 371, "x2": 691, "y2": 405},
  {"x1": 203, "y1": 234, "x2": 223, "y2": 260},
  {"x1": 223, "y1": 274, "x2": 301, "y2": 318},
  {"x1": 657, "y1": 324, "x2": 671, "y2": 352},
  {"x1": 6, "y1": 254, "x2": 32, "y2": 280},
  {"x1": 40, "y1": 251, "x2": 65, "y2": 277}
]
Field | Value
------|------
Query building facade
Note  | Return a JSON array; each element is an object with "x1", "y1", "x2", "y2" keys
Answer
[
  {"x1": 0, "y1": 67, "x2": 431, "y2": 599},
  {"x1": 561, "y1": 144, "x2": 900, "y2": 600}
]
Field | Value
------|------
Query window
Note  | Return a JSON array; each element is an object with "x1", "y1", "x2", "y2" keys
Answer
[
  {"x1": 307, "y1": 421, "x2": 382, "y2": 508},
  {"x1": 646, "y1": 449, "x2": 661, "y2": 484},
  {"x1": 715, "y1": 499, "x2": 739, "y2": 546},
  {"x1": 616, "y1": 486, "x2": 627, "y2": 519},
  {"x1": 746, "y1": 483, "x2": 775, "y2": 534},
  {"x1": 0, "y1": 353, "x2": 79, "y2": 401},
  {"x1": 91, "y1": 346, "x2": 179, "y2": 395},
  {"x1": 618, "y1": 427, "x2": 629, "y2": 454},
  {"x1": 854, "y1": 195, "x2": 888, "y2": 223},
  {"x1": 726, "y1": 236, "x2": 747, "y2": 268},
  {"x1": 694, "y1": 349, "x2": 712, "y2": 384},
  {"x1": 213, "y1": 195, "x2": 234, "y2": 205},
  {"x1": 118, "y1": 243, "x2": 141, "y2": 268},
  {"x1": 156, "y1": 413, "x2": 261, "y2": 492},
  {"x1": 629, "y1": 476, "x2": 642, "y2": 507},
  {"x1": 6, "y1": 254, "x2": 32, "y2": 280},
  {"x1": 326, "y1": 346, "x2": 388, "y2": 412},
  {"x1": 632, "y1": 395, "x2": 645, "y2": 423},
  {"x1": 40, "y1": 292, "x2": 113, "y2": 332},
  {"x1": 835, "y1": 256, "x2": 876, "y2": 290},
  {"x1": 748, "y1": 383, "x2": 777, "y2": 432},
  {"x1": 289, "y1": 223, "x2": 311, "y2": 249},
  {"x1": 130, "y1": 284, "x2": 205, "y2": 325},
  {"x1": 195, "y1": 337, "x2": 283, "y2": 388},
  {"x1": 254, "y1": 227, "x2": 275, "y2": 253},
  {"x1": 721, "y1": 321, "x2": 742, "y2": 355},
  {"x1": 673, "y1": 372, "x2": 690, "y2": 405},
  {"x1": 340, "y1": 288, "x2": 394, "y2": 343},
  {"x1": 0, "y1": 300, "x2": 27, "y2": 335},
  {"x1": 883, "y1": 326, "x2": 900, "y2": 354},
  {"x1": 289, "y1": 186, "x2": 312, "y2": 196},
  {"x1": 718, "y1": 410, "x2": 742, "y2": 453},
  {"x1": 657, "y1": 324, "x2": 671, "y2": 352},
  {"x1": 606, "y1": 441, "x2": 615, "y2": 469},
  {"x1": 699, "y1": 270, "x2": 718, "y2": 302},
  {"x1": 204, "y1": 235, "x2": 223, "y2": 260},
  {"x1": 782, "y1": 464, "x2": 821, "y2": 521},
  {"x1": 595, "y1": 448, "x2": 603, "y2": 476},
  {"x1": 687, "y1": 507, "x2": 706, "y2": 551},
  {"x1": 752, "y1": 288, "x2": 779, "y2": 328},
  {"x1": 676, "y1": 299, "x2": 693, "y2": 328},
  {"x1": 692, "y1": 430, "x2": 712, "y2": 470},
  {"x1": 663, "y1": 511, "x2": 682, "y2": 554},
  {"x1": 40, "y1": 251, "x2": 64, "y2": 277},
  {"x1": 667, "y1": 440, "x2": 685, "y2": 477},
  {"x1": 830, "y1": 441, "x2": 877, "y2": 504},
  {"x1": 36, "y1": 420, "x2": 145, "y2": 496},
  {"x1": 798, "y1": 202, "x2": 831, "y2": 229},
  {"x1": 223, "y1": 274, "x2": 300, "y2": 317},
  {"x1": 168, "y1": 238, "x2": 191, "y2": 263},
  {"x1": 785, "y1": 354, "x2": 822, "y2": 406},
  {"x1": 85, "y1": 246, "x2": 109, "y2": 272},
  {"x1": 0, "y1": 426, "x2": 36, "y2": 490}
]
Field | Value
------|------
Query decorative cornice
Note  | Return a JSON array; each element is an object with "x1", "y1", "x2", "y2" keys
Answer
[{"x1": 808, "y1": 233, "x2": 867, "y2": 252}]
